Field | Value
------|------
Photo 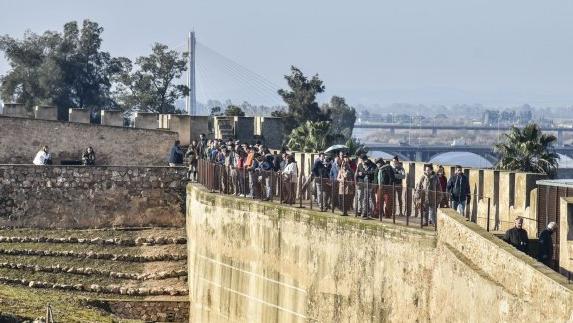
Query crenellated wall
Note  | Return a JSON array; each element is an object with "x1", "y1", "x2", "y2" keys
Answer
[
  {"x1": 187, "y1": 185, "x2": 573, "y2": 322},
  {"x1": 0, "y1": 116, "x2": 177, "y2": 165}
]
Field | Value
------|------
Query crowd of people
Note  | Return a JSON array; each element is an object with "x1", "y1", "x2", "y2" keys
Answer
[{"x1": 177, "y1": 134, "x2": 474, "y2": 226}]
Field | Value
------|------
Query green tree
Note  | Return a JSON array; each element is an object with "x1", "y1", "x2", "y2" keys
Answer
[
  {"x1": 287, "y1": 121, "x2": 345, "y2": 153},
  {"x1": 322, "y1": 96, "x2": 356, "y2": 140},
  {"x1": 225, "y1": 105, "x2": 245, "y2": 116},
  {"x1": 275, "y1": 66, "x2": 327, "y2": 133},
  {"x1": 117, "y1": 43, "x2": 188, "y2": 114},
  {"x1": 345, "y1": 137, "x2": 368, "y2": 157},
  {"x1": 0, "y1": 20, "x2": 129, "y2": 120},
  {"x1": 494, "y1": 123, "x2": 558, "y2": 175}
]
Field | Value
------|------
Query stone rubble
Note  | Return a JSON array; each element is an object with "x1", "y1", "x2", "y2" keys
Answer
[
  {"x1": 0, "y1": 248, "x2": 187, "y2": 262},
  {"x1": 0, "y1": 235, "x2": 187, "y2": 246},
  {"x1": 0, "y1": 276, "x2": 189, "y2": 296},
  {"x1": 0, "y1": 262, "x2": 187, "y2": 280}
]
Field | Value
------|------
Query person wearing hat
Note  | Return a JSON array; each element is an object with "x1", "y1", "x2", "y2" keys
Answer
[{"x1": 537, "y1": 222, "x2": 557, "y2": 267}]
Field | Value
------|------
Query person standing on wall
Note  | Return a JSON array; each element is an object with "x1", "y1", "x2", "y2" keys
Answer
[
  {"x1": 312, "y1": 153, "x2": 328, "y2": 211},
  {"x1": 376, "y1": 158, "x2": 395, "y2": 219},
  {"x1": 447, "y1": 165, "x2": 470, "y2": 216},
  {"x1": 503, "y1": 217, "x2": 529, "y2": 253},
  {"x1": 168, "y1": 140, "x2": 184, "y2": 167},
  {"x1": 199, "y1": 134, "x2": 209, "y2": 159},
  {"x1": 33, "y1": 145, "x2": 52, "y2": 165},
  {"x1": 186, "y1": 141, "x2": 199, "y2": 182},
  {"x1": 537, "y1": 222, "x2": 557, "y2": 267},
  {"x1": 282, "y1": 155, "x2": 298, "y2": 204},
  {"x1": 355, "y1": 154, "x2": 376, "y2": 219},
  {"x1": 391, "y1": 156, "x2": 405, "y2": 216}
]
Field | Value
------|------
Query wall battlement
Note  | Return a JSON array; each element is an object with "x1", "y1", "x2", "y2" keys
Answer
[{"x1": 0, "y1": 116, "x2": 177, "y2": 165}]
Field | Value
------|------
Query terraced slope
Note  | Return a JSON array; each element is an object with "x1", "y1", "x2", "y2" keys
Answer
[{"x1": 0, "y1": 227, "x2": 188, "y2": 322}]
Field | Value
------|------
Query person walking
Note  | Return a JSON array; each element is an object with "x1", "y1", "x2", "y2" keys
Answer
[
  {"x1": 537, "y1": 222, "x2": 557, "y2": 267},
  {"x1": 447, "y1": 165, "x2": 471, "y2": 215},
  {"x1": 503, "y1": 217, "x2": 529, "y2": 253},
  {"x1": 168, "y1": 140, "x2": 184, "y2": 167},
  {"x1": 416, "y1": 164, "x2": 439, "y2": 225},
  {"x1": 436, "y1": 165, "x2": 449, "y2": 208}
]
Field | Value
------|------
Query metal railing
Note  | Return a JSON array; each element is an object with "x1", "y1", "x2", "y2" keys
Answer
[{"x1": 196, "y1": 159, "x2": 495, "y2": 231}]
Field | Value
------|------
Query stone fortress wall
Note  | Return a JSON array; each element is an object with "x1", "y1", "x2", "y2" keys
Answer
[
  {"x1": 0, "y1": 116, "x2": 177, "y2": 166},
  {"x1": 187, "y1": 184, "x2": 573, "y2": 322},
  {"x1": 0, "y1": 165, "x2": 187, "y2": 228}
]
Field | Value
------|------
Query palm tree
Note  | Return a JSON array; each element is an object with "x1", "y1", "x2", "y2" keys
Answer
[
  {"x1": 494, "y1": 123, "x2": 558, "y2": 175},
  {"x1": 287, "y1": 121, "x2": 345, "y2": 152}
]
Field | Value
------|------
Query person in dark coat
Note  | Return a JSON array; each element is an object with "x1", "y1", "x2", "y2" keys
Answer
[
  {"x1": 503, "y1": 217, "x2": 529, "y2": 253},
  {"x1": 168, "y1": 140, "x2": 184, "y2": 166},
  {"x1": 537, "y1": 222, "x2": 557, "y2": 267},
  {"x1": 446, "y1": 165, "x2": 471, "y2": 215}
]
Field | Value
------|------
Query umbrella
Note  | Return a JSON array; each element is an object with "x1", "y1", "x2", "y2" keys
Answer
[{"x1": 324, "y1": 144, "x2": 349, "y2": 154}]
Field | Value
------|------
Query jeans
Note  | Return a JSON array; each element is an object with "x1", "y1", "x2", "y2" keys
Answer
[
  {"x1": 429, "y1": 208, "x2": 436, "y2": 224},
  {"x1": 453, "y1": 200, "x2": 466, "y2": 215},
  {"x1": 315, "y1": 179, "x2": 324, "y2": 210}
]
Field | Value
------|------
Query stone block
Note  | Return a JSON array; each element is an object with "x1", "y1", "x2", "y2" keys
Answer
[
  {"x1": 69, "y1": 108, "x2": 90, "y2": 124},
  {"x1": 255, "y1": 117, "x2": 284, "y2": 149},
  {"x1": 2, "y1": 103, "x2": 33, "y2": 118},
  {"x1": 100, "y1": 110, "x2": 124, "y2": 127},
  {"x1": 134, "y1": 112, "x2": 159, "y2": 129},
  {"x1": 233, "y1": 116, "x2": 255, "y2": 143},
  {"x1": 34, "y1": 106, "x2": 58, "y2": 121}
]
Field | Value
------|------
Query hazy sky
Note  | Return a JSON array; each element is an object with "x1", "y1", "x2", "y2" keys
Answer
[{"x1": 1, "y1": 0, "x2": 573, "y2": 107}]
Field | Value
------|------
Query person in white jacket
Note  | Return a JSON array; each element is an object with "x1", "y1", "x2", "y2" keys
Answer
[
  {"x1": 282, "y1": 155, "x2": 298, "y2": 203},
  {"x1": 33, "y1": 146, "x2": 52, "y2": 165}
]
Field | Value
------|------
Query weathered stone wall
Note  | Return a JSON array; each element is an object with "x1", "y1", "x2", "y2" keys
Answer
[
  {"x1": 0, "y1": 116, "x2": 177, "y2": 165},
  {"x1": 187, "y1": 185, "x2": 573, "y2": 322},
  {"x1": 88, "y1": 299, "x2": 189, "y2": 322},
  {"x1": 187, "y1": 184, "x2": 436, "y2": 322},
  {"x1": 0, "y1": 165, "x2": 186, "y2": 228},
  {"x1": 434, "y1": 208, "x2": 573, "y2": 322}
]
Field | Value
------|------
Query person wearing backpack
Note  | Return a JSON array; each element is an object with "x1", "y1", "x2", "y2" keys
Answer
[{"x1": 376, "y1": 158, "x2": 395, "y2": 218}]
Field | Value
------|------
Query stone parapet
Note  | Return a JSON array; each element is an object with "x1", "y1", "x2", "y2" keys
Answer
[
  {"x1": 100, "y1": 110, "x2": 124, "y2": 127},
  {"x1": 134, "y1": 112, "x2": 159, "y2": 129},
  {"x1": 34, "y1": 106, "x2": 58, "y2": 121},
  {"x1": 68, "y1": 108, "x2": 90, "y2": 123}
]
